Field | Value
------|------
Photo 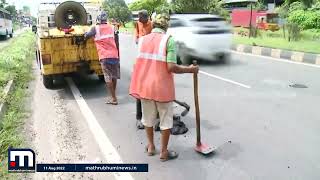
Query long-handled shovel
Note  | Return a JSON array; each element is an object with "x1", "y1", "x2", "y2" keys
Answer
[{"x1": 193, "y1": 60, "x2": 215, "y2": 155}]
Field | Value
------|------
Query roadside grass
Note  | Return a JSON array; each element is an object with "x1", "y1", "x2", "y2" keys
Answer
[
  {"x1": 233, "y1": 36, "x2": 320, "y2": 54},
  {"x1": 13, "y1": 23, "x2": 21, "y2": 31},
  {"x1": 119, "y1": 21, "x2": 135, "y2": 33},
  {"x1": 233, "y1": 27, "x2": 320, "y2": 54},
  {"x1": 0, "y1": 31, "x2": 35, "y2": 179},
  {"x1": 0, "y1": 31, "x2": 34, "y2": 88}
]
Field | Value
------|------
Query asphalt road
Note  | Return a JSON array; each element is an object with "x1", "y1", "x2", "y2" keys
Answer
[{"x1": 32, "y1": 34, "x2": 320, "y2": 180}]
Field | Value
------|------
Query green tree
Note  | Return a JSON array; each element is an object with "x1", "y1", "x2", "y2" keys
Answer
[
  {"x1": 309, "y1": 1, "x2": 320, "y2": 10},
  {"x1": 276, "y1": 4, "x2": 289, "y2": 19},
  {"x1": 5, "y1": 5, "x2": 17, "y2": 20},
  {"x1": 251, "y1": 0, "x2": 266, "y2": 10},
  {"x1": 154, "y1": 1, "x2": 174, "y2": 14},
  {"x1": 284, "y1": 0, "x2": 315, "y2": 8},
  {"x1": 22, "y1": 6, "x2": 30, "y2": 14},
  {"x1": 103, "y1": 0, "x2": 132, "y2": 26},
  {"x1": 0, "y1": 0, "x2": 6, "y2": 8},
  {"x1": 288, "y1": 1, "x2": 305, "y2": 12},
  {"x1": 276, "y1": 0, "x2": 309, "y2": 19},
  {"x1": 128, "y1": 0, "x2": 145, "y2": 11},
  {"x1": 129, "y1": 0, "x2": 167, "y2": 14},
  {"x1": 208, "y1": 0, "x2": 230, "y2": 20},
  {"x1": 173, "y1": 0, "x2": 211, "y2": 13}
]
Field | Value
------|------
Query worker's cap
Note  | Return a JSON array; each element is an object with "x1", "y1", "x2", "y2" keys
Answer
[
  {"x1": 153, "y1": 13, "x2": 170, "y2": 29},
  {"x1": 98, "y1": 11, "x2": 108, "y2": 22},
  {"x1": 138, "y1": 10, "x2": 148, "y2": 20}
]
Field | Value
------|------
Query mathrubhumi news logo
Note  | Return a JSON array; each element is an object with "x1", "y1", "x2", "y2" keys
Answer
[
  {"x1": 8, "y1": 148, "x2": 148, "y2": 173},
  {"x1": 8, "y1": 149, "x2": 36, "y2": 173}
]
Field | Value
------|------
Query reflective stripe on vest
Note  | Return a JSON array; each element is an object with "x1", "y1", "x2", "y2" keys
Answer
[
  {"x1": 94, "y1": 25, "x2": 115, "y2": 41},
  {"x1": 137, "y1": 34, "x2": 170, "y2": 61},
  {"x1": 94, "y1": 24, "x2": 119, "y2": 59}
]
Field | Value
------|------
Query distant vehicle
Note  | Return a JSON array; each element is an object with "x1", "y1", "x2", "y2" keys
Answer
[
  {"x1": 32, "y1": 25, "x2": 37, "y2": 34},
  {"x1": 0, "y1": 8, "x2": 13, "y2": 39},
  {"x1": 167, "y1": 14, "x2": 232, "y2": 64},
  {"x1": 231, "y1": 9, "x2": 280, "y2": 32},
  {"x1": 131, "y1": 11, "x2": 139, "y2": 21}
]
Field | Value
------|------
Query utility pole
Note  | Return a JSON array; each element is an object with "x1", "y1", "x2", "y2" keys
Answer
[{"x1": 249, "y1": 3, "x2": 253, "y2": 38}]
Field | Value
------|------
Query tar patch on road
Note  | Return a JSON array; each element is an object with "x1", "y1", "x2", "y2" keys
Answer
[{"x1": 289, "y1": 83, "x2": 308, "y2": 88}]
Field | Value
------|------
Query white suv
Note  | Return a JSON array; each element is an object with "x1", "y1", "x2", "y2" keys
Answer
[{"x1": 167, "y1": 14, "x2": 232, "y2": 64}]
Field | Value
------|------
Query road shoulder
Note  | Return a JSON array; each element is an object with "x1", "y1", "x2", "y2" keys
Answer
[{"x1": 23, "y1": 63, "x2": 114, "y2": 180}]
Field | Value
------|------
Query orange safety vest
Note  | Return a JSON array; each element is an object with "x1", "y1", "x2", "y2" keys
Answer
[
  {"x1": 94, "y1": 24, "x2": 119, "y2": 60},
  {"x1": 129, "y1": 32, "x2": 175, "y2": 102}
]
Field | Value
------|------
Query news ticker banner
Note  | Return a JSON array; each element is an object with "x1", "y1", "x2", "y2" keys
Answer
[
  {"x1": 37, "y1": 164, "x2": 148, "y2": 172},
  {"x1": 8, "y1": 148, "x2": 148, "y2": 173}
]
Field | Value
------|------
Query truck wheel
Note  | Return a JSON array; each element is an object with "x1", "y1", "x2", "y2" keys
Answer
[
  {"x1": 3, "y1": 31, "x2": 8, "y2": 40},
  {"x1": 178, "y1": 43, "x2": 192, "y2": 65},
  {"x1": 43, "y1": 75, "x2": 54, "y2": 88},
  {"x1": 98, "y1": 75, "x2": 105, "y2": 82}
]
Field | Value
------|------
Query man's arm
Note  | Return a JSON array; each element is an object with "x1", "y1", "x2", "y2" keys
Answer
[
  {"x1": 84, "y1": 26, "x2": 96, "y2": 39},
  {"x1": 167, "y1": 63, "x2": 198, "y2": 74},
  {"x1": 166, "y1": 37, "x2": 199, "y2": 74},
  {"x1": 134, "y1": 22, "x2": 139, "y2": 43}
]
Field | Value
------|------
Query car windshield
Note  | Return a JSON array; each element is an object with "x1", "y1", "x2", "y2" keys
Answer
[
  {"x1": 169, "y1": 18, "x2": 187, "y2": 28},
  {"x1": 267, "y1": 17, "x2": 279, "y2": 24},
  {"x1": 191, "y1": 17, "x2": 226, "y2": 28}
]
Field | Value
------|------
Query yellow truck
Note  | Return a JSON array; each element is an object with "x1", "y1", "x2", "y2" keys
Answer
[{"x1": 34, "y1": 1, "x2": 104, "y2": 88}]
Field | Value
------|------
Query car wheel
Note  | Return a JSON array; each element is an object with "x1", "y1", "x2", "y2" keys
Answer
[
  {"x1": 180, "y1": 54, "x2": 192, "y2": 65},
  {"x1": 177, "y1": 43, "x2": 193, "y2": 65},
  {"x1": 35, "y1": 50, "x2": 39, "y2": 65},
  {"x1": 9, "y1": 33, "x2": 13, "y2": 38},
  {"x1": 3, "y1": 31, "x2": 8, "y2": 40},
  {"x1": 43, "y1": 75, "x2": 54, "y2": 89},
  {"x1": 176, "y1": 55, "x2": 182, "y2": 65},
  {"x1": 219, "y1": 53, "x2": 230, "y2": 64}
]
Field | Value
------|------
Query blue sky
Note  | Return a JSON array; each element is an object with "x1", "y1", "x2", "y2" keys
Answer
[{"x1": 7, "y1": 0, "x2": 135, "y2": 16}]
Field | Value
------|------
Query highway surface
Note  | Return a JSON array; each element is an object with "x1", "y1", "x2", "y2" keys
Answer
[{"x1": 28, "y1": 33, "x2": 320, "y2": 180}]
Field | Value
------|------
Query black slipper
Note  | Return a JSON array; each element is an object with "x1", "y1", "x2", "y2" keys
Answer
[{"x1": 136, "y1": 120, "x2": 145, "y2": 129}]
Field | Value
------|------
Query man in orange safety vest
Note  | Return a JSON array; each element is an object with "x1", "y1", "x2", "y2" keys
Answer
[
  {"x1": 85, "y1": 11, "x2": 120, "y2": 105},
  {"x1": 129, "y1": 13, "x2": 199, "y2": 162}
]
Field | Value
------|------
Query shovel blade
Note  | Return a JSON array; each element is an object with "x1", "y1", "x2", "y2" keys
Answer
[{"x1": 195, "y1": 143, "x2": 215, "y2": 155}]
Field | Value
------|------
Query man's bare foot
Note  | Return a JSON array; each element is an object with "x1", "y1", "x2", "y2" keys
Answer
[
  {"x1": 160, "y1": 150, "x2": 179, "y2": 162},
  {"x1": 145, "y1": 144, "x2": 156, "y2": 156}
]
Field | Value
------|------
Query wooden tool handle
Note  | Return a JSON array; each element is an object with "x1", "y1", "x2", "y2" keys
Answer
[{"x1": 193, "y1": 60, "x2": 201, "y2": 145}]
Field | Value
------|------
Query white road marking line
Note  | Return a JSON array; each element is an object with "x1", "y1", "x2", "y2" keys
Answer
[
  {"x1": 232, "y1": 51, "x2": 320, "y2": 68},
  {"x1": 199, "y1": 71, "x2": 251, "y2": 89},
  {"x1": 66, "y1": 78, "x2": 134, "y2": 180}
]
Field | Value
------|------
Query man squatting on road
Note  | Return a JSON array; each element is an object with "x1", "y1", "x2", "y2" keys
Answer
[
  {"x1": 85, "y1": 11, "x2": 120, "y2": 105},
  {"x1": 134, "y1": 10, "x2": 153, "y2": 129},
  {"x1": 130, "y1": 13, "x2": 199, "y2": 162}
]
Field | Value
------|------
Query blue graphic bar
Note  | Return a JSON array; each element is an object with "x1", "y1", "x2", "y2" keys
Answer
[{"x1": 36, "y1": 164, "x2": 148, "y2": 172}]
